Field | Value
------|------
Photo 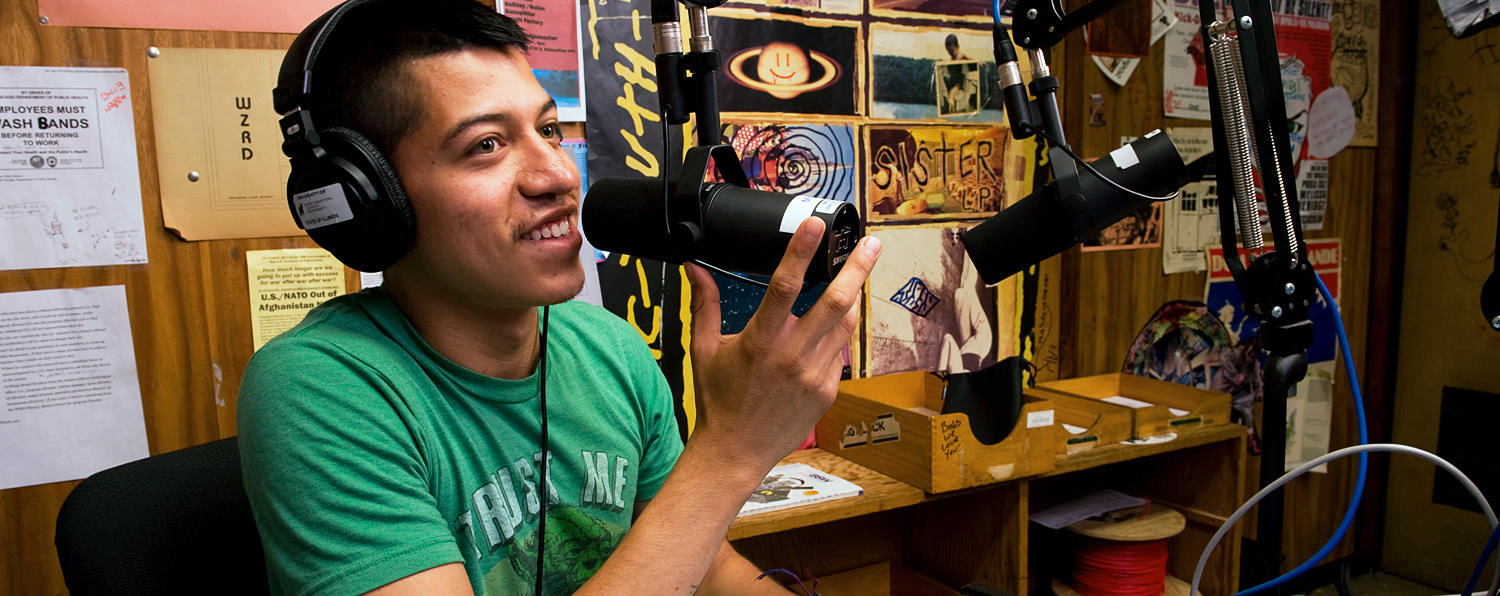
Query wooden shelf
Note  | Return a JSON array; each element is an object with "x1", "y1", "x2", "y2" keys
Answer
[
  {"x1": 730, "y1": 424, "x2": 1243, "y2": 541},
  {"x1": 730, "y1": 424, "x2": 1246, "y2": 594},
  {"x1": 728, "y1": 448, "x2": 927, "y2": 540},
  {"x1": 1046, "y1": 424, "x2": 1247, "y2": 476}
]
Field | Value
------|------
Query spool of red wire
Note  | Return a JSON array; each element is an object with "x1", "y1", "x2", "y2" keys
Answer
[
  {"x1": 1050, "y1": 505, "x2": 1197, "y2": 596},
  {"x1": 1069, "y1": 538, "x2": 1170, "y2": 596}
]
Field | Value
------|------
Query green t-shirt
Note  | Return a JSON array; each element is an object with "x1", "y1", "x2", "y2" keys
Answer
[{"x1": 238, "y1": 289, "x2": 684, "y2": 595}]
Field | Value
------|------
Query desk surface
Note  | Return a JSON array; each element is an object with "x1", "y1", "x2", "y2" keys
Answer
[{"x1": 727, "y1": 423, "x2": 1246, "y2": 540}]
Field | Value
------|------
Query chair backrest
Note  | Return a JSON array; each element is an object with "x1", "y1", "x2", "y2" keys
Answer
[{"x1": 55, "y1": 436, "x2": 270, "y2": 595}]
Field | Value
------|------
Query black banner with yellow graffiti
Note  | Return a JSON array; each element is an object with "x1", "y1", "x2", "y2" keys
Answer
[{"x1": 583, "y1": 0, "x2": 694, "y2": 439}]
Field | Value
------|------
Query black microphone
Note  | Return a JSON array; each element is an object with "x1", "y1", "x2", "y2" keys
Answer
[
  {"x1": 961, "y1": 130, "x2": 1189, "y2": 285},
  {"x1": 582, "y1": 156, "x2": 862, "y2": 284},
  {"x1": 992, "y1": 21, "x2": 1036, "y2": 138}
]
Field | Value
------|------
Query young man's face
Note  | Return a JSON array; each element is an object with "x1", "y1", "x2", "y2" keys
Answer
[{"x1": 387, "y1": 47, "x2": 585, "y2": 311}]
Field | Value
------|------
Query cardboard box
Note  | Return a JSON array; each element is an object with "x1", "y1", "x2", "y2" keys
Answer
[
  {"x1": 816, "y1": 371, "x2": 1057, "y2": 493},
  {"x1": 1025, "y1": 386, "x2": 1132, "y2": 455},
  {"x1": 1037, "y1": 373, "x2": 1232, "y2": 439}
]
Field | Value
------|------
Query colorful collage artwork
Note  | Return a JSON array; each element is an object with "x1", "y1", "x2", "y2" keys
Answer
[{"x1": 584, "y1": 0, "x2": 1034, "y2": 381}]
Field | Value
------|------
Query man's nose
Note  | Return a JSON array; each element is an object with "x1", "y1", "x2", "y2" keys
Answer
[{"x1": 518, "y1": 138, "x2": 580, "y2": 200}]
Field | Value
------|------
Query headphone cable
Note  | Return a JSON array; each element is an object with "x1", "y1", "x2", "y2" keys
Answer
[{"x1": 534, "y1": 305, "x2": 551, "y2": 595}]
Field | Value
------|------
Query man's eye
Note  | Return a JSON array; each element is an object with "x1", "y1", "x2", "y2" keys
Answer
[
  {"x1": 540, "y1": 123, "x2": 558, "y2": 139},
  {"x1": 473, "y1": 137, "x2": 499, "y2": 154}
]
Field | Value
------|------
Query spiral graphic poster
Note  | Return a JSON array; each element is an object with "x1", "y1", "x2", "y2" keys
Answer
[
  {"x1": 716, "y1": 122, "x2": 857, "y2": 204},
  {"x1": 705, "y1": 122, "x2": 857, "y2": 350}
]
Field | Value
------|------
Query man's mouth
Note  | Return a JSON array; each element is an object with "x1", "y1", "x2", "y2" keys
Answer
[{"x1": 523, "y1": 215, "x2": 575, "y2": 241}]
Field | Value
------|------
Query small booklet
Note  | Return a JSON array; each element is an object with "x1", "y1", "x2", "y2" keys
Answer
[{"x1": 737, "y1": 463, "x2": 864, "y2": 517}]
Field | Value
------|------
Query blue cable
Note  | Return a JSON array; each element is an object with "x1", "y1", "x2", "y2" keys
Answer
[
  {"x1": 1462, "y1": 522, "x2": 1500, "y2": 595},
  {"x1": 1235, "y1": 273, "x2": 1368, "y2": 595},
  {"x1": 993, "y1": 0, "x2": 1001, "y2": 25}
]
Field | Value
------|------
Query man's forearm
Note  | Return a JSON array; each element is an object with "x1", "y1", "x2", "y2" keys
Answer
[
  {"x1": 576, "y1": 438, "x2": 766, "y2": 594},
  {"x1": 696, "y1": 542, "x2": 794, "y2": 595}
]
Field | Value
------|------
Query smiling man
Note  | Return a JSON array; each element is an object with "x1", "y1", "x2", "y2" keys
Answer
[{"x1": 237, "y1": 1, "x2": 880, "y2": 595}]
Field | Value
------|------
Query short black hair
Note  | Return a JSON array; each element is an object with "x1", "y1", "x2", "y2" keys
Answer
[
  {"x1": 945, "y1": 34, "x2": 960, "y2": 49},
  {"x1": 310, "y1": 0, "x2": 531, "y2": 157}
]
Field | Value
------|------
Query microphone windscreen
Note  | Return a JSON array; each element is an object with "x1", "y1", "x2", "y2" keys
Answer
[
  {"x1": 580, "y1": 177, "x2": 680, "y2": 264},
  {"x1": 960, "y1": 182, "x2": 1075, "y2": 286}
]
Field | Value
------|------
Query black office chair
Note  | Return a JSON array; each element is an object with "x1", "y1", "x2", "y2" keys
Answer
[{"x1": 54, "y1": 436, "x2": 270, "y2": 595}]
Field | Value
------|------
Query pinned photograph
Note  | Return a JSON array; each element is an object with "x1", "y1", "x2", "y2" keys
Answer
[
  {"x1": 870, "y1": 0, "x2": 1011, "y2": 20},
  {"x1": 870, "y1": 25, "x2": 1005, "y2": 121},
  {"x1": 935, "y1": 60, "x2": 981, "y2": 116}
]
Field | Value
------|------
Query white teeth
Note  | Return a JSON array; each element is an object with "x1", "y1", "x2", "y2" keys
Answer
[{"x1": 525, "y1": 218, "x2": 572, "y2": 241}]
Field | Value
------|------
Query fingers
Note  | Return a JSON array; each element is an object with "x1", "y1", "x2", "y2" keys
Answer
[
  {"x1": 797, "y1": 234, "x2": 881, "y2": 347},
  {"x1": 748, "y1": 217, "x2": 826, "y2": 339},
  {"x1": 685, "y1": 263, "x2": 722, "y2": 361},
  {"x1": 813, "y1": 290, "x2": 862, "y2": 365}
]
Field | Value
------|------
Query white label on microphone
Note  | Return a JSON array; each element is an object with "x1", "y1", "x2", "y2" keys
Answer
[
  {"x1": 291, "y1": 183, "x2": 355, "y2": 230},
  {"x1": 814, "y1": 198, "x2": 843, "y2": 214},
  {"x1": 1109, "y1": 144, "x2": 1141, "y2": 170},
  {"x1": 779, "y1": 195, "x2": 822, "y2": 233}
]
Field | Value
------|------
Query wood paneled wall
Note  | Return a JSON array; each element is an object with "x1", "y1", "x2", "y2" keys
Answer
[
  {"x1": 0, "y1": 0, "x2": 1408, "y2": 592},
  {"x1": 1050, "y1": 0, "x2": 1406, "y2": 576},
  {"x1": 0, "y1": 1, "x2": 318, "y2": 592}
]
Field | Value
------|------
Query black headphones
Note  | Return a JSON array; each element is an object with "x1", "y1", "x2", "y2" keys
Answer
[{"x1": 274, "y1": 0, "x2": 415, "y2": 273}]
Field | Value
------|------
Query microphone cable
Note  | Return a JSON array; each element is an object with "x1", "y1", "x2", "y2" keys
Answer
[
  {"x1": 534, "y1": 305, "x2": 551, "y2": 596},
  {"x1": 1032, "y1": 129, "x2": 1181, "y2": 203},
  {"x1": 989, "y1": 1, "x2": 1176, "y2": 204}
]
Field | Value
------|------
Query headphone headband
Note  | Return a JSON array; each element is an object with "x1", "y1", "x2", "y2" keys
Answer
[
  {"x1": 273, "y1": 0, "x2": 381, "y2": 118},
  {"x1": 273, "y1": 0, "x2": 417, "y2": 273}
]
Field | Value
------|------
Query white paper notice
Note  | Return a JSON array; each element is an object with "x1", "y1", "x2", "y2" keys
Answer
[
  {"x1": 1296, "y1": 159, "x2": 1329, "y2": 231},
  {"x1": 1163, "y1": 127, "x2": 1220, "y2": 274},
  {"x1": 1285, "y1": 361, "x2": 1335, "y2": 473},
  {"x1": 247, "y1": 248, "x2": 346, "y2": 350},
  {"x1": 0, "y1": 285, "x2": 149, "y2": 490},
  {"x1": 1164, "y1": 1, "x2": 1228, "y2": 120},
  {"x1": 0, "y1": 67, "x2": 147, "y2": 271},
  {"x1": 1308, "y1": 86, "x2": 1357, "y2": 159}
]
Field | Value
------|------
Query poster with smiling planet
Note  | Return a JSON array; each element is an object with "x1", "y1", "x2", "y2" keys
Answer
[{"x1": 710, "y1": 13, "x2": 861, "y2": 116}]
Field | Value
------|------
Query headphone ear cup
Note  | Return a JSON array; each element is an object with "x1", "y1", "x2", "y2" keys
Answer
[{"x1": 285, "y1": 126, "x2": 415, "y2": 272}]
